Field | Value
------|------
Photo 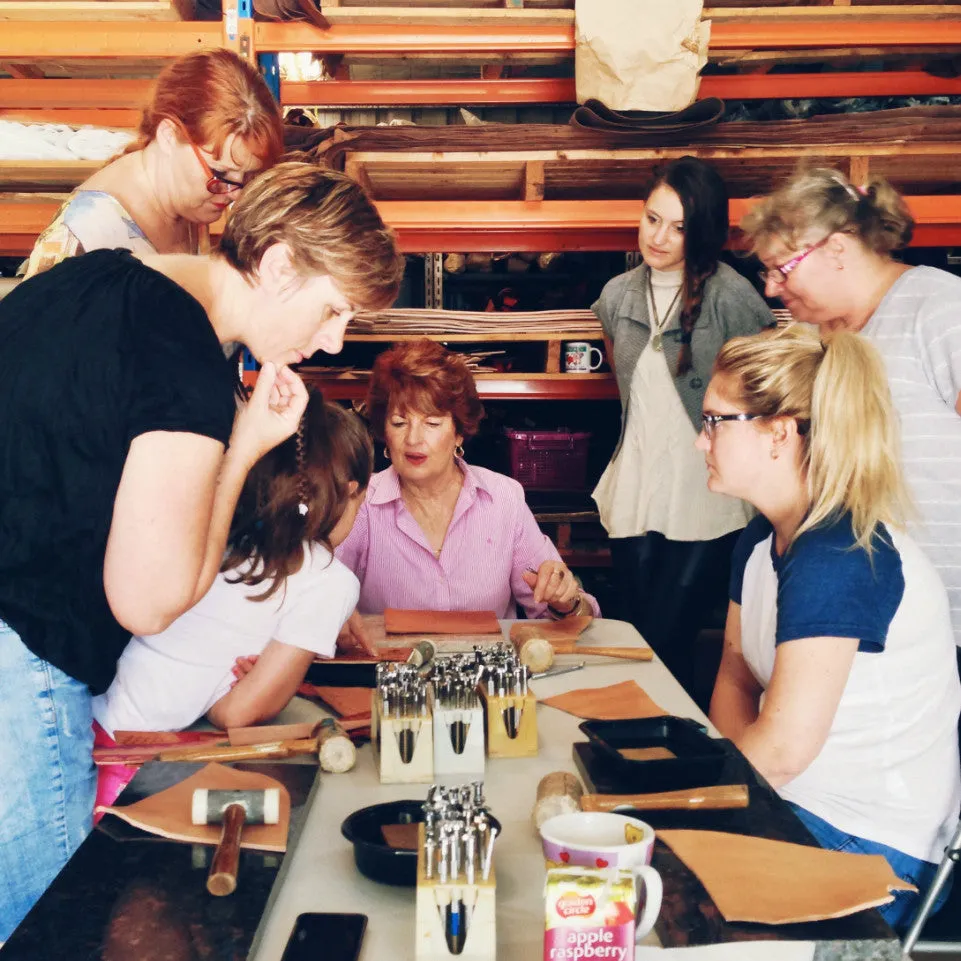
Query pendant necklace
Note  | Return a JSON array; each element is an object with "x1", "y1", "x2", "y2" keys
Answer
[{"x1": 648, "y1": 270, "x2": 683, "y2": 352}]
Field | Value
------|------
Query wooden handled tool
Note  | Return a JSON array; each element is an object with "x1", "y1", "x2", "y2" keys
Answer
[
  {"x1": 580, "y1": 784, "x2": 749, "y2": 813},
  {"x1": 159, "y1": 737, "x2": 319, "y2": 763},
  {"x1": 579, "y1": 646, "x2": 654, "y2": 662},
  {"x1": 191, "y1": 788, "x2": 280, "y2": 896}
]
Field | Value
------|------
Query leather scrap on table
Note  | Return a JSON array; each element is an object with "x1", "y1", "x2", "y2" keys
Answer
[
  {"x1": 658, "y1": 829, "x2": 917, "y2": 924},
  {"x1": 382, "y1": 823, "x2": 420, "y2": 851},
  {"x1": 384, "y1": 608, "x2": 501, "y2": 635},
  {"x1": 539, "y1": 679, "x2": 667, "y2": 720},
  {"x1": 305, "y1": 686, "x2": 373, "y2": 721},
  {"x1": 570, "y1": 97, "x2": 726, "y2": 140},
  {"x1": 96, "y1": 762, "x2": 290, "y2": 852}
]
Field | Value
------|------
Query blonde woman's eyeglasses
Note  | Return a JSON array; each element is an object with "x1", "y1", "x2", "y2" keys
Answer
[{"x1": 701, "y1": 412, "x2": 762, "y2": 439}]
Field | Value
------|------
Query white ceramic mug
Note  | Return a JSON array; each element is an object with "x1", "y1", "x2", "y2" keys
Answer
[
  {"x1": 540, "y1": 811, "x2": 663, "y2": 938},
  {"x1": 564, "y1": 341, "x2": 604, "y2": 373}
]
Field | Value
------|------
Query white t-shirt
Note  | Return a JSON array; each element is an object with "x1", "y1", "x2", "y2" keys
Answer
[
  {"x1": 731, "y1": 514, "x2": 961, "y2": 863},
  {"x1": 93, "y1": 543, "x2": 359, "y2": 736}
]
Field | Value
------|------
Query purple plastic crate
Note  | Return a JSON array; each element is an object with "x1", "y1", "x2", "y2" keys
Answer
[{"x1": 504, "y1": 428, "x2": 591, "y2": 491}]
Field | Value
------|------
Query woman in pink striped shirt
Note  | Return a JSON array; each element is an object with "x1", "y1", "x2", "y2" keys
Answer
[{"x1": 336, "y1": 340, "x2": 600, "y2": 620}]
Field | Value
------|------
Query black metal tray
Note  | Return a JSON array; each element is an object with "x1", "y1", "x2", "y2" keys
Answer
[{"x1": 577, "y1": 716, "x2": 730, "y2": 793}]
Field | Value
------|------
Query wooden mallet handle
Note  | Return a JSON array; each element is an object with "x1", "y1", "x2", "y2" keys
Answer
[
  {"x1": 207, "y1": 803, "x2": 246, "y2": 897},
  {"x1": 581, "y1": 783, "x2": 749, "y2": 812},
  {"x1": 581, "y1": 646, "x2": 654, "y2": 662}
]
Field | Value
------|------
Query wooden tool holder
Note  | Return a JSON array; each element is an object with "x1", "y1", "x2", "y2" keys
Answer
[
  {"x1": 478, "y1": 688, "x2": 538, "y2": 759},
  {"x1": 371, "y1": 691, "x2": 434, "y2": 784},
  {"x1": 415, "y1": 825, "x2": 496, "y2": 961},
  {"x1": 432, "y1": 704, "x2": 486, "y2": 776}
]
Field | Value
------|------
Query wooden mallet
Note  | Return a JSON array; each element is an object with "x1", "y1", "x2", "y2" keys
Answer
[{"x1": 191, "y1": 788, "x2": 280, "y2": 896}]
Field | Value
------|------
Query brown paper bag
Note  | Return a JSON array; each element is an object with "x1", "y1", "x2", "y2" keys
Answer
[
  {"x1": 659, "y1": 829, "x2": 917, "y2": 924},
  {"x1": 574, "y1": 0, "x2": 710, "y2": 111}
]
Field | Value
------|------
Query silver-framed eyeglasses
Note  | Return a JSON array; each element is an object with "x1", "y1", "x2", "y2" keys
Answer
[
  {"x1": 758, "y1": 235, "x2": 830, "y2": 286},
  {"x1": 701, "y1": 412, "x2": 763, "y2": 439}
]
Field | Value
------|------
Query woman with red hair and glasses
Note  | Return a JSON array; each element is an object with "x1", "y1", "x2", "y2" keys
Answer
[
  {"x1": 335, "y1": 339, "x2": 600, "y2": 625},
  {"x1": 23, "y1": 49, "x2": 283, "y2": 280}
]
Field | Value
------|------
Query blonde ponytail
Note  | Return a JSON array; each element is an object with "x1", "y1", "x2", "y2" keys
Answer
[
  {"x1": 801, "y1": 330, "x2": 912, "y2": 549},
  {"x1": 714, "y1": 325, "x2": 912, "y2": 552}
]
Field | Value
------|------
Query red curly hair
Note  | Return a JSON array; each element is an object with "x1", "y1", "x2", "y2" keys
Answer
[
  {"x1": 124, "y1": 49, "x2": 284, "y2": 169},
  {"x1": 366, "y1": 339, "x2": 485, "y2": 441}
]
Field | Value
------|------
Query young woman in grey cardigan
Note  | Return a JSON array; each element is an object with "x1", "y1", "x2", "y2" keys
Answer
[{"x1": 592, "y1": 156, "x2": 773, "y2": 700}]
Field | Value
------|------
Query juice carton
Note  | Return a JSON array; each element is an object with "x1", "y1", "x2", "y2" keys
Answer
[{"x1": 544, "y1": 866, "x2": 637, "y2": 961}]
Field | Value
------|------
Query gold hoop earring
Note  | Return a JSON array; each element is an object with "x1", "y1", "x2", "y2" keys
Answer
[
  {"x1": 383, "y1": 447, "x2": 391, "y2": 462},
  {"x1": 455, "y1": 444, "x2": 465, "y2": 459}
]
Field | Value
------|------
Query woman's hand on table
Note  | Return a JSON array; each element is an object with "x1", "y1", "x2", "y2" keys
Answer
[
  {"x1": 231, "y1": 362, "x2": 309, "y2": 466},
  {"x1": 523, "y1": 559, "x2": 580, "y2": 613},
  {"x1": 335, "y1": 610, "x2": 378, "y2": 657}
]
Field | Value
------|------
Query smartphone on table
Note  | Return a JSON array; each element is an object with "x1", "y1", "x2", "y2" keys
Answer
[{"x1": 280, "y1": 912, "x2": 368, "y2": 961}]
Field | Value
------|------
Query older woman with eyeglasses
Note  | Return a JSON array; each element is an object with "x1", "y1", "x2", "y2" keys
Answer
[
  {"x1": 23, "y1": 49, "x2": 283, "y2": 280},
  {"x1": 744, "y1": 169, "x2": 961, "y2": 649}
]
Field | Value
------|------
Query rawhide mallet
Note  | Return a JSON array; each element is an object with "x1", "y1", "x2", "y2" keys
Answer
[{"x1": 191, "y1": 788, "x2": 280, "y2": 896}]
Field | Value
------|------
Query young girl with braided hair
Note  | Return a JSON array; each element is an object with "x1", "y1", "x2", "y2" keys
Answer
[
  {"x1": 593, "y1": 156, "x2": 773, "y2": 700},
  {"x1": 93, "y1": 392, "x2": 372, "y2": 749}
]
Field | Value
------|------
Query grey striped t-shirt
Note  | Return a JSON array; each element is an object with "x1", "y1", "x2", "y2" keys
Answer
[{"x1": 862, "y1": 266, "x2": 961, "y2": 645}]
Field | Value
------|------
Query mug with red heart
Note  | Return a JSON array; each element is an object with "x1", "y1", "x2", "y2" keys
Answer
[{"x1": 539, "y1": 811, "x2": 662, "y2": 938}]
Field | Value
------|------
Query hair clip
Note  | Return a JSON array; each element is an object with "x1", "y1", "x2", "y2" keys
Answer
[{"x1": 829, "y1": 172, "x2": 861, "y2": 203}]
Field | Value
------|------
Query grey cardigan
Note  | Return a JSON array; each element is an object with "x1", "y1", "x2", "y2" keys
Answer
[{"x1": 593, "y1": 261, "x2": 774, "y2": 456}]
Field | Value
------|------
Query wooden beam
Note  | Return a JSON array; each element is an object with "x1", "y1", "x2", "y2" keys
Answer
[
  {"x1": 0, "y1": 22, "x2": 222, "y2": 59},
  {"x1": 1, "y1": 63, "x2": 45, "y2": 79}
]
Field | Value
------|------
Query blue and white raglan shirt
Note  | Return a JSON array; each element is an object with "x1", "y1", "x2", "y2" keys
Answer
[{"x1": 730, "y1": 513, "x2": 961, "y2": 863}]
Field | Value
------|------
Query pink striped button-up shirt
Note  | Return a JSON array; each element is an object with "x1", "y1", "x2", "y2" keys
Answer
[{"x1": 335, "y1": 462, "x2": 600, "y2": 619}]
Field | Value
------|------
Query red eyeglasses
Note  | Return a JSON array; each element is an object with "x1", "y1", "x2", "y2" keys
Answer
[{"x1": 183, "y1": 136, "x2": 246, "y2": 195}]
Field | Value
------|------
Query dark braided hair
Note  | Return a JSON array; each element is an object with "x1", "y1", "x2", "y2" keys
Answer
[
  {"x1": 222, "y1": 390, "x2": 373, "y2": 601},
  {"x1": 649, "y1": 157, "x2": 730, "y2": 377}
]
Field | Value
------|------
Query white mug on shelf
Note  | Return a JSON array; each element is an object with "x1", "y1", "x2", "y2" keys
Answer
[{"x1": 564, "y1": 341, "x2": 604, "y2": 373}]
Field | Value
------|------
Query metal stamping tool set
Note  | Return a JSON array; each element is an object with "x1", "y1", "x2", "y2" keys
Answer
[
  {"x1": 473, "y1": 643, "x2": 538, "y2": 758},
  {"x1": 372, "y1": 663, "x2": 434, "y2": 783},
  {"x1": 431, "y1": 656, "x2": 486, "y2": 775},
  {"x1": 416, "y1": 783, "x2": 498, "y2": 960}
]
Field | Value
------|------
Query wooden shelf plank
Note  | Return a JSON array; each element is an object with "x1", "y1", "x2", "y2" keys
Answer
[
  {"x1": 298, "y1": 370, "x2": 619, "y2": 401},
  {"x1": 5, "y1": 196, "x2": 961, "y2": 254},
  {"x1": 279, "y1": 71, "x2": 961, "y2": 107},
  {"x1": 0, "y1": 22, "x2": 222, "y2": 58}
]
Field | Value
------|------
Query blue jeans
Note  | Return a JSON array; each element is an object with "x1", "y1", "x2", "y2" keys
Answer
[
  {"x1": 788, "y1": 802, "x2": 947, "y2": 933},
  {"x1": 0, "y1": 621, "x2": 95, "y2": 941}
]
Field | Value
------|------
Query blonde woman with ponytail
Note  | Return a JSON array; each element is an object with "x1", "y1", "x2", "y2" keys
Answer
[
  {"x1": 699, "y1": 325, "x2": 960, "y2": 932},
  {"x1": 744, "y1": 168, "x2": 961, "y2": 649},
  {"x1": 592, "y1": 156, "x2": 773, "y2": 700}
]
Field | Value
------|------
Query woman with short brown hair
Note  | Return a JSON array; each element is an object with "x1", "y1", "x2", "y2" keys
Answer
[
  {"x1": 0, "y1": 162, "x2": 402, "y2": 940},
  {"x1": 336, "y1": 339, "x2": 600, "y2": 620}
]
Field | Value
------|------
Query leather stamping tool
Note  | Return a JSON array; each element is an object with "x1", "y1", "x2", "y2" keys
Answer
[
  {"x1": 371, "y1": 662, "x2": 434, "y2": 784},
  {"x1": 416, "y1": 783, "x2": 497, "y2": 960}
]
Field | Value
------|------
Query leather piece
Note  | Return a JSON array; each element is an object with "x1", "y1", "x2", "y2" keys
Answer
[
  {"x1": 97, "y1": 762, "x2": 290, "y2": 852},
  {"x1": 570, "y1": 97, "x2": 726, "y2": 140},
  {"x1": 384, "y1": 608, "x2": 501, "y2": 635},
  {"x1": 540, "y1": 679, "x2": 667, "y2": 720},
  {"x1": 659, "y1": 829, "x2": 916, "y2": 924},
  {"x1": 310, "y1": 686, "x2": 373, "y2": 720}
]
